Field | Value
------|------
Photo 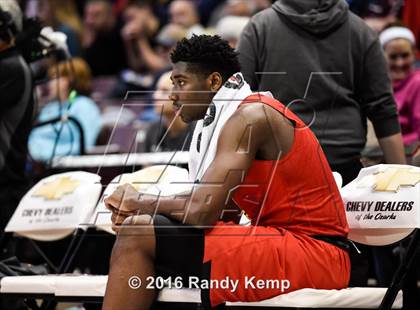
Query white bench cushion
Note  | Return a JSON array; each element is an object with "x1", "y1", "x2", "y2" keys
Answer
[
  {"x1": 0, "y1": 275, "x2": 58, "y2": 294},
  {"x1": 0, "y1": 275, "x2": 403, "y2": 308},
  {"x1": 55, "y1": 275, "x2": 107, "y2": 298}
]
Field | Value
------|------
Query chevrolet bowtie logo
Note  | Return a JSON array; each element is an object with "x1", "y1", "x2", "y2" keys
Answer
[
  {"x1": 358, "y1": 167, "x2": 420, "y2": 192},
  {"x1": 32, "y1": 176, "x2": 80, "y2": 200}
]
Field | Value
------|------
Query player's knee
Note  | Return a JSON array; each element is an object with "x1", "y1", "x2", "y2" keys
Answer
[
  {"x1": 118, "y1": 215, "x2": 155, "y2": 239},
  {"x1": 121, "y1": 214, "x2": 154, "y2": 229},
  {"x1": 113, "y1": 215, "x2": 156, "y2": 256}
]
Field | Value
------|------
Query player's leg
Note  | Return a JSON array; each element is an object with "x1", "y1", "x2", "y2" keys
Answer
[
  {"x1": 103, "y1": 214, "x2": 157, "y2": 310},
  {"x1": 103, "y1": 214, "x2": 205, "y2": 310}
]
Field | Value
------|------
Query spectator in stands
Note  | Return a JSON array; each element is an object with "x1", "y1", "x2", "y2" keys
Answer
[
  {"x1": 207, "y1": 0, "x2": 271, "y2": 26},
  {"x1": 215, "y1": 15, "x2": 250, "y2": 48},
  {"x1": 169, "y1": 0, "x2": 206, "y2": 36},
  {"x1": 144, "y1": 71, "x2": 194, "y2": 152},
  {"x1": 82, "y1": 0, "x2": 127, "y2": 76},
  {"x1": 196, "y1": 0, "x2": 226, "y2": 26},
  {"x1": 108, "y1": 0, "x2": 163, "y2": 98},
  {"x1": 37, "y1": 0, "x2": 83, "y2": 56},
  {"x1": 121, "y1": 0, "x2": 161, "y2": 71},
  {"x1": 373, "y1": 26, "x2": 419, "y2": 298},
  {"x1": 28, "y1": 58, "x2": 102, "y2": 162},
  {"x1": 380, "y1": 25, "x2": 420, "y2": 147},
  {"x1": 155, "y1": 23, "x2": 188, "y2": 68}
]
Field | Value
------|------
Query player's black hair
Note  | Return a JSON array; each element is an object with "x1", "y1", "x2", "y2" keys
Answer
[{"x1": 170, "y1": 34, "x2": 241, "y2": 82}]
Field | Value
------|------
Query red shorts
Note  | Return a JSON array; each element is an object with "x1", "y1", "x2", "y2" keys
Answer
[
  {"x1": 204, "y1": 221, "x2": 351, "y2": 307},
  {"x1": 154, "y1": 216, "x2": 350, "y2": 308}
]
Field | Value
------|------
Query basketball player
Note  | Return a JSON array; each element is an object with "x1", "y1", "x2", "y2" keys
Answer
[{"x1": 103, "y1": 35, "x2": 350, "y2": 310}]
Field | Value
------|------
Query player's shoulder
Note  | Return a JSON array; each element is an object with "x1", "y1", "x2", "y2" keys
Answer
[
  {"x1": 237, "y1": 100, "x2": 282, "y2": 121},
  {"x1": 218, "y1": 102, "x2": 269, "y2": 149},
  {"x1": 232, "y1": 101, "x2": 268, "y2": 124},
  {"x1": 222, "y1": 101, "x2": 275, "y2": 138},
  {"x1": 236, "y1": 101, "x2": 268, "y2": 114}
]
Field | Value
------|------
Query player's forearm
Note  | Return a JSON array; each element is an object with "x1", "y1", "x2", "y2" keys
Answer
[
  {"x1": 378, "y1": 133, "x2": 407, "y2": 164},
  {"x1": 148, "y1": 194, "x2": 195, "y2": 224},
  {"x1": 138, "y1": 190, "x2": 227, "y2": 227},
  {"x1": 152, "y1": 196, "x2": 221, "y2": 227},
  {"x1": 108, "y1": 185, "x2": 227, "y2": 227}
]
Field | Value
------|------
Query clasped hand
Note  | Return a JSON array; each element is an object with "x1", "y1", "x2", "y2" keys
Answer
[{"x1": 104, "y1": 184, "x2": 157, "y2": 232}]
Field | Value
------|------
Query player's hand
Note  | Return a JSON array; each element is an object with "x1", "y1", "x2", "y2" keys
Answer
[
  {"x1": 104, "y1": 183, "x2": 157, "y2": 215},
  {"x1": 110, "y1": 211, "x2": 128, "y2": 233},
  {"x1": 105, "y1": 184, "x2": 157, "y2": 232}
]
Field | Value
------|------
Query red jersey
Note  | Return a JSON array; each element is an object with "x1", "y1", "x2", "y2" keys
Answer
[{"x1": 203, "y1": 94, "x2": 350, "y2": 307}]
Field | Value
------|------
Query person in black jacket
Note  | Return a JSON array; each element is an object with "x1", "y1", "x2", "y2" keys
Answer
[
  {"x1": 0, "y1": 1, "x2": 34, "y2": 238},
  {"x1": 82, "y1": 0, "x2": 127, "y2": 76},
  {"x1": 237, "y1": 0, "x2": 406, "y2": 185}
]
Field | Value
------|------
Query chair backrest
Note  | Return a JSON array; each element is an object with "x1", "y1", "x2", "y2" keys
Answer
[
  {"x1": 5, "y1": 171, "x2": 102, "y2": 241},
  {"x1": 341, "y1": 164, "x2": 420, "y2": 246}
]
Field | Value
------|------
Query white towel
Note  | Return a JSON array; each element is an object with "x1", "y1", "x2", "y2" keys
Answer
[{"x1": 188, "y1": 73, "x2": 254, "y2": 182}]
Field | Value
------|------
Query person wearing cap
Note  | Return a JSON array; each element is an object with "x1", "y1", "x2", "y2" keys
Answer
[{"x1": 380, "y1": 25, "x2": 420, "y2": 149}]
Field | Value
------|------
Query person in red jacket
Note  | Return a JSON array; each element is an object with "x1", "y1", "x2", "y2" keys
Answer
[{"x1": 102, "y1": 35, "x2": 350, "y2": 310}]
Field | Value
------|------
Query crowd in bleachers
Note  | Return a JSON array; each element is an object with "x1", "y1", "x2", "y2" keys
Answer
[
  {"x1": 15, "y1": 0, "x2": 418, "y2": 167},
  {"x1": 24, "y1": 0, "x2": 271, "y2": 163}
]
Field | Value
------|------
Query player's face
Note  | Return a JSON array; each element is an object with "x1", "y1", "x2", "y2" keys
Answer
[
  {"x1": 384, "y1": 38, "x2": 415, "y2": 81},
  {"x1": 169, "y1": 62, "x2": 214, "y2": 123}
]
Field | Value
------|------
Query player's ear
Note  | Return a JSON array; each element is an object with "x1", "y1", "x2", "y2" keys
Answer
[{"x1": 207, "y1": 72, "x2": 223, "y2": 92}]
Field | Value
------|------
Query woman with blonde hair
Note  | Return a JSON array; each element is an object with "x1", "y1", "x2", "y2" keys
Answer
[{"x1": 29, "y1": 58, "x2": 102, "y2": 162}]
